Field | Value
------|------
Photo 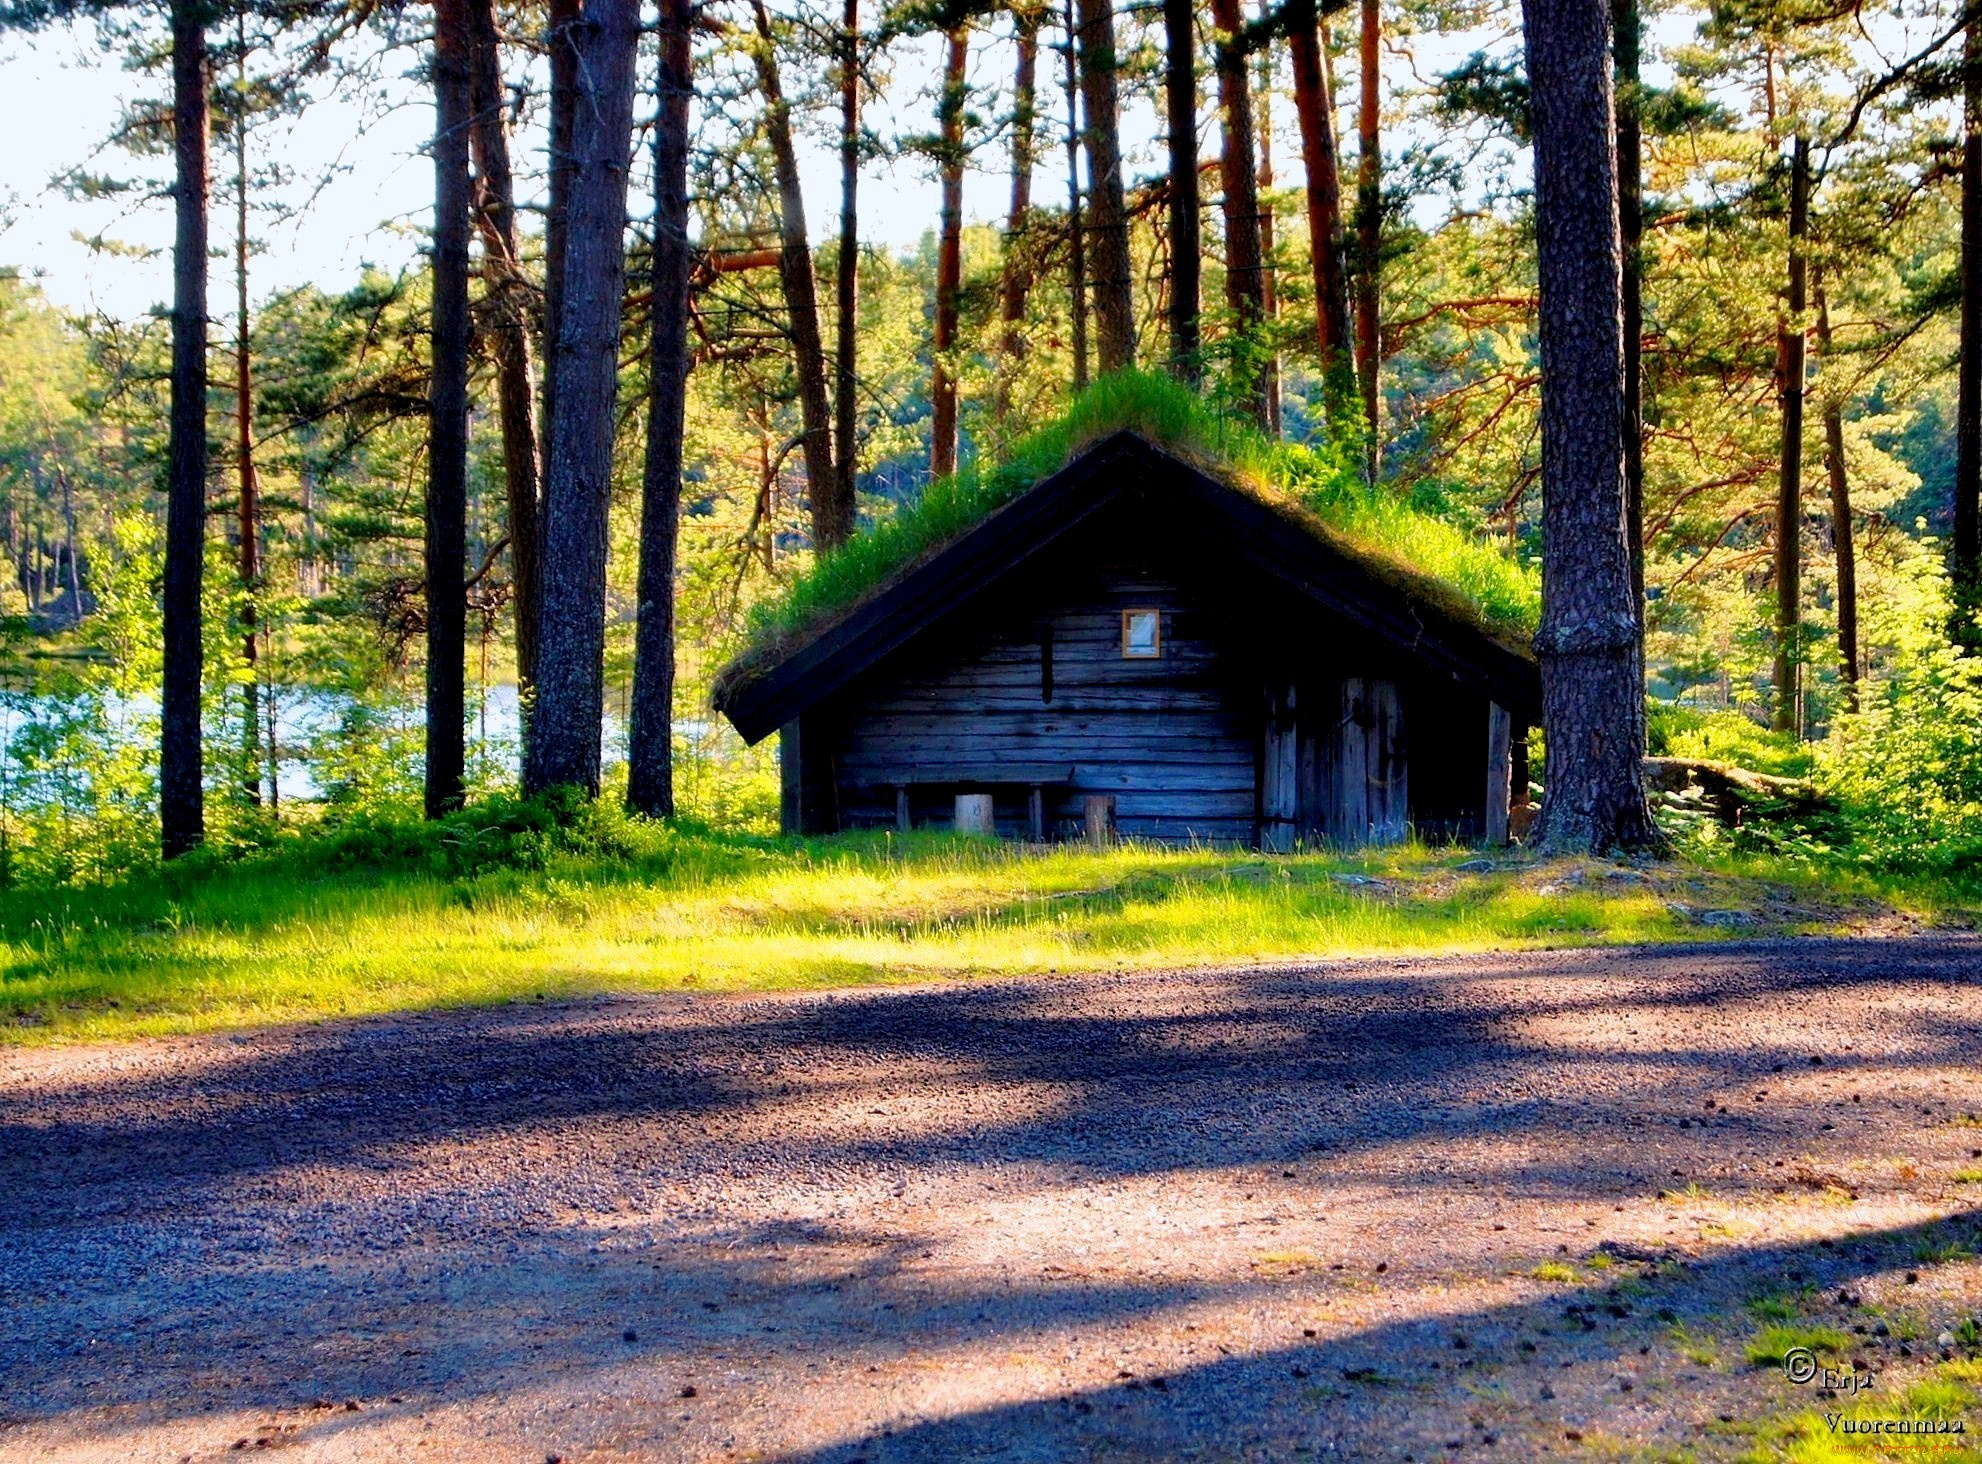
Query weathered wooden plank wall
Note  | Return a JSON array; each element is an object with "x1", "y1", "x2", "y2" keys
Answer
[{"x1": 826, "y1": 564, "x2": 1260, "y2": 844}]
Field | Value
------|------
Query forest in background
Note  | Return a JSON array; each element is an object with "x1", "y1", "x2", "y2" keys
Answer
[{"x1": 1, "y1": 0, "x2": 1980, "y2": 889}]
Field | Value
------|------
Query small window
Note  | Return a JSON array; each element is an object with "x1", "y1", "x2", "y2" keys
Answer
[{"x1": 1121, "y1": 608, "x2": 1162, "y2": 659}]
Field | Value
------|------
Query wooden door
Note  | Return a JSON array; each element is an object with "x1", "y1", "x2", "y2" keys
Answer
[{"x1": 1327, "y1": 677, "x2": 1408, "y2": 846}]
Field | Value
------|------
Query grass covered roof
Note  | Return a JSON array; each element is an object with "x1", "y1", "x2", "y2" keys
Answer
[{"x1": 718, "y1": 372, "x2": 1541, "y2": 700}]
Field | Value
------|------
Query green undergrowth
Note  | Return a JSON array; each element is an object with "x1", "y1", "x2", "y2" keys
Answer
[
  {"x1": 1, "y1": 794, "x2": 1968, "y2": 1045},
  {"x1": 1648, "y1": 704, "x2": 1819, "y2": 780},
  {"x1": 720, "y1": 371, "x2": 1540, "y2": 696}
]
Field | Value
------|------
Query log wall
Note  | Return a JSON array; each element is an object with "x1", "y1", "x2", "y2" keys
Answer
[{"x1": 822, "y1": 566, "x2": 1260, "y2": 844}]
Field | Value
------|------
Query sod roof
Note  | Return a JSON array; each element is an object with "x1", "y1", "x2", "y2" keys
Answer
[{"x1": 713, "y1": 372, "x2": 1541, "y2": 740}]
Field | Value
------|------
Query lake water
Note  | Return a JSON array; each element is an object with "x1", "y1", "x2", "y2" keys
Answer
[{"x1": 0, "y1": 682, "x2": 709, "y2": 804}]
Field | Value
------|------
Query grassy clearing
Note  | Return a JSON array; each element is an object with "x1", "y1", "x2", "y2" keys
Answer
[{"x1": 0, "y1": 808, "x2": 1970, "y2": 1044}]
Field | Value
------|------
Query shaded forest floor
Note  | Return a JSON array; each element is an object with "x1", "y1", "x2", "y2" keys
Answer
[
  {"x1": 2, "y1": 822, "x2": 1977, "y2": 1043},
  {"x1": 2, "y1": 938, "x2": 1980, "y2": 1461}
]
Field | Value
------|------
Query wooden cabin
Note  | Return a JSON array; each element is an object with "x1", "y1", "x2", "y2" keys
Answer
[{"x1": 713, "y1": 431, "x2": 1541, "y2": 849}]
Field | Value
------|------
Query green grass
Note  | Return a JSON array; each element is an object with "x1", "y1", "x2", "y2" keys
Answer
[
  {"x1": 718, "y1": 371, "x2": 1541, "y2": 700},
  {"x1": 1747, "y1": 1323, "x2": 1851, "y2": 1368},
  {"x1": 0, "y1": 793, "x2": 1966, "y2": 1045},
  {"x1": 1742, "y1": 1370, "x2": 1982, "y2": 1463}
]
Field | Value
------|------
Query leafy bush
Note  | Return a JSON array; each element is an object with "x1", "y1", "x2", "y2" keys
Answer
[
  {"x1": 1646, "y1": 703, "x2": 1816, "y2": 778},
  {"x1": 1823, "y1": 640, "x2": 1982, "y2": 873}
]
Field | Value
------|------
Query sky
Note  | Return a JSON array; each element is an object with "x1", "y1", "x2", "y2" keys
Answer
[
  {"x1": 0, "y1": 16, "x2": 1150, "y2": 323},
  {"x1": 0, "y1": 5, "x2": 1761, "y2": 329}
]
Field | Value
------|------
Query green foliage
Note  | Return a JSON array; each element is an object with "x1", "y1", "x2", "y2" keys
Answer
[
  {"x1": 1802, "y1": 555, "x2": 1982, "y2": 873},
  {"x1": 1825, "y1": 640, "x2": 1982, "y2": 873},
  {"x1": 729, "y1": 371, "x2": 1540, "y2": 689},
  {"x1": 1648, "y1": 704, "x2": 1818, "y2": 778}
]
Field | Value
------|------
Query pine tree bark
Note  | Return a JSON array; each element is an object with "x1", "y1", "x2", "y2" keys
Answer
[
  {"x1": 1814, "y1": 272, "x2": 1858, "y2": 711},
  {"x1": 1521, "y1": 0, "x2": 1660, "y2": 853},
  {"x1": 1613, "y1": 0, "x2": 1644, "y2": 614},
  {"x1": 233, "y1": 28, "x2": 262, "y2": 809},
  {"x1": 930, "y1": 25, "x2": 968, "y2": 480},
  {"x1": 834, "y1": 0, "x2": 861, "y2": 509},
  {"x1": 1288, "y1": 0, "x2": 1351, "y2": 407},
  {"x1": 1954, "y1": 17, "x2": 1982, "y2": 644},
  {"x1": 1212, "y1": 0, "x2": 1267, "y2": 427},
  {"x1": 1257, "y1": 50, "x2": 1281, "y2": 436},
  {"x1": 750, "y1": 0, "x2": 845, "y2": 550},
  {"x1": 426, "y1": 0, "x2": 472, "y2": 818},
  {"x1": 1061, "y1": 0, "x2": 1091, "y2": 391},
  {"x1": 1353, "y1": 0, "x2": 1381, "y2": 477},
  {"x1": 629, "y1": 0, "x2": 692, "y2": 820},
  {"x1": 1075, "y1": 0, "x2": 1135, "y2": 372},
  {"x1": 1163, "y1": 0, "x2": 1200, "y2": 382},
  {"x1": 1771, "y1": 135, "x2": 1809, "y2": 736},
  {"x1": 521, "y1": 0, "x2": 640, "y2": 798},
  {"x1": 163, "y1": 0, "x2": 209, "y2": 859},
  {"x1": 997, "y1": 6, "x2": 1041, "y2": 417},
  {"x1": 541, "y1": 0, "x2": 579, "y2": 485},
  {"x1": 466, "y1": 0, "x2": 542, "y2": 720}
]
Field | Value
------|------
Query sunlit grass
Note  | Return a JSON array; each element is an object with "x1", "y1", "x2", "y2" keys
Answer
[
  {"x1": 0, "y1": 823, "x2": 1968, "y2": 1045},
  {"x1": 1747, "y1": 1322, "x2": 1850, "y2": 1368}
]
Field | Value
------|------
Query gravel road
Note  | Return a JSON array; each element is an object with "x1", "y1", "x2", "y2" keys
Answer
[{"x1": 3, "y1": 936, "x2": 1980, "y2": 1462}]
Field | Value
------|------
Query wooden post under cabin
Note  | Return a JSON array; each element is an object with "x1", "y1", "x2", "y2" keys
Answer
[
  {"x1": 1085, "y1": 794, "x2": 1117, "y2": 848},
  {"x1": 895, "y1": 784, "x2": 911, "y2": 833},
  {"x1": 955, "y1": 792, "x2": 996, "y2": 834},
  {"x1": 1028, "y1": 785, "x2": 1046, "y2": 841},
  {"x1": 1485, "y1": 701, "x2": 1513, "y2": 846}
]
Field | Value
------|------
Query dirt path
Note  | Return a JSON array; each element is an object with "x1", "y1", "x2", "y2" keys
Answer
[{"x1": 3, "y1": 936, "x2": 1980, "y2": 1462}]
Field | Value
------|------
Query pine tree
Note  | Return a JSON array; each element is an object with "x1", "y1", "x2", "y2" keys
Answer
[
  {"x1": 523, "y1": 0, "x2": 641, "y2": 798},
  {"x1": 1521, "y1": 0, "x2": 1660, "y2": 852},
  {"x1": 425, "y1": 0, "x2": 472, "y2": 817},
  {"x1": 629, "y1": 0, "x2": 693, "y2": 819}
]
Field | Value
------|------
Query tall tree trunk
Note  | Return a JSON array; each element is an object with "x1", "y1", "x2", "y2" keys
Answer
[
  {"x1": 542, "y1": 0, "x2": 579, "y2": 488},
  {"x1": 467, "y1": 0, "x2": 542, "y2": 728},
  {"x1": 1955, "y1": 17, "x2": 1982, "y2": 644},
  {"x1": 521, "y1": 0, "x2": 640, "y2": 798},
  {"x1": 1211, "y1": 0, "x2": 1267, "y2": 427},
  {"x1": 426, "y1": 0, "x2": 472, "y2": 817},
  {"x1": 1163, "y1": 0, "x2": 1200, "y2": 382},
  {"x1": 1521, "y1": 0, "x2": 1660, "y2": 853},
  {"x1": 630, "y1": 0, "x2": 692, "y2": 820},
  {"x1": 1257, "y1": 48, "x2": 1281, "y2": 435},
  {"x1": 1353, "y1": 0, "x2": 1381, "y2": 476},
  {"x1": 1061, "y1": 0, "x2": 1091, "y2": 391},
  {"x1": 1814, "y1": 271, "x2": 1858, "y2": 711},
  {"x1": 233, "y1": 24, "x2": 262, "y2": 808},
  {"x1": 997, "y1": 6, "x2": 1041, "y2": 419},
  {"x1": 1288, "y1": 0, "x2": 1351, "y2": 407},
  {"x1": 834, "y1": 0, "x2": 861, "y2": 509},
  {"x1": 930, "y1": 25, "x2": 968, "y2": 480},
  {"x1": 60, "y1": 468, "x2": 81, "y2": 613},
  {"x1": 1613, "y1": 0, "x2": 1644, "y2": 614},
  {"x1": 751, "y1": 0, "x2": 845, "y2": 549},
  {"x1": 1771, "y1": 135, "x2": 1809, "y2": 736},
  {"x1": 163, "y1": 0, "x2": 209, "y2": 860},
  {"x1": 1075, "y1": 0, "x2": 1135, "y2": 372}
]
